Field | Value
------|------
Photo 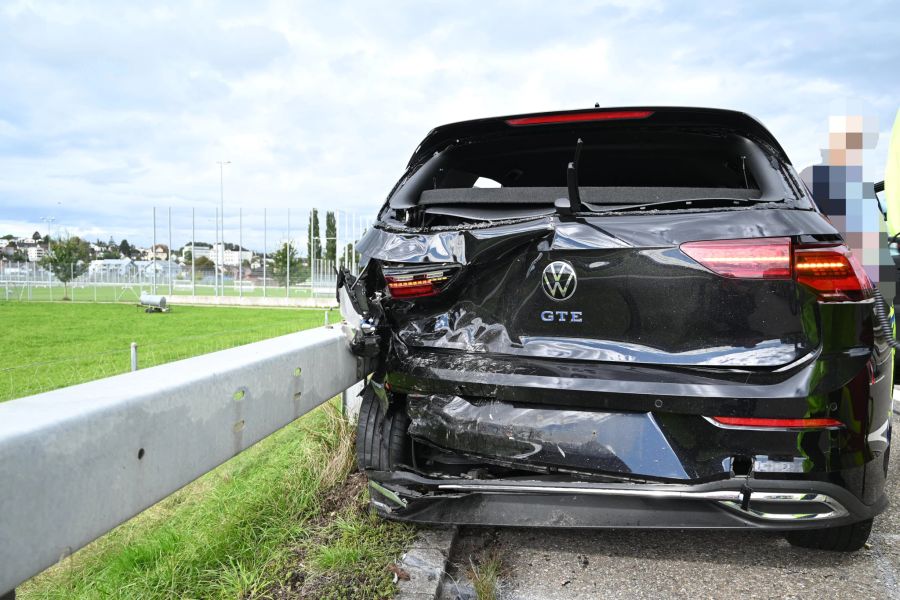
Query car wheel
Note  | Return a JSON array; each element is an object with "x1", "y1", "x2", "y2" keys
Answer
[
  {"x1": 356, "y1": 384, "x2": 410, "y2": 471},
  {"x1": 783, "y1": 519, "x2": 873, "y2": 552}
]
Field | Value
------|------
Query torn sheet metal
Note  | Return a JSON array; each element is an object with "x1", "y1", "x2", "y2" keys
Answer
[{"x1": 406, "y1": 394, "x2": 730, "y2": 481}]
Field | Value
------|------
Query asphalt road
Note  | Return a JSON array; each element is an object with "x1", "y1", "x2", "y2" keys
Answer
[{"x1": 440, "y1": 412, "x2": 900, "y2": 600}]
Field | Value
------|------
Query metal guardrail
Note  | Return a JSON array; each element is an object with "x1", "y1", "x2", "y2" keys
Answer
[{"x1": 0, "y1": 325, "x2": 365, "y2": 595}]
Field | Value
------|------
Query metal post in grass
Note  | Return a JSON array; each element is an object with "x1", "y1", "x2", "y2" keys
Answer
[
  {"x1": 152, "y1": 206, "x2": 157, "y2": 295},
  {"x1": 239, "y1": 207, "x2": 243, "y2": 299},
  {"x1": 130, "y1": 342, "x2": 138, "y2": 372},
  {"x1": 263, "y1": 207, "x2": 267, "y2": 298},
  {"x1": 191, "y1": 207, "x2": 196, "y2": 297},
  {"x1": 168, "y1": 206, "x2": 173, "y2": 297}
]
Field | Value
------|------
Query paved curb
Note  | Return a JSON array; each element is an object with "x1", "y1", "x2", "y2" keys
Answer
[{"x1": 395, "y1": 526, "x2": 458, "y2": 599}]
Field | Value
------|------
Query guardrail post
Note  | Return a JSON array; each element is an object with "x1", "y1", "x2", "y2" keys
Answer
[
  {"x1": 342, "y1": 380, "x2": 364, "y2": 421},
  {"x1": 130, "y1": 342, "x2": 138, "y2": 371}
]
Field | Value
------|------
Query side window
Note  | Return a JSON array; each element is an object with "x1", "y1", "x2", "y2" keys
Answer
[{"x1": 473, "y1": 176, "x2": 501, "y2": 188}]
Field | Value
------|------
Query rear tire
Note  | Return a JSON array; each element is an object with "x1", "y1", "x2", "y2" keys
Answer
[
  {"x1": 784, "y1": 519, "x2": 873, "y2": 552},
  {"x1": 356, "y1": 385, "x2": 410, "y2": 471}
]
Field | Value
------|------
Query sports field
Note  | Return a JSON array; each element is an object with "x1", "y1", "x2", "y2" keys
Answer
[
  {"x1": 2, "y1": 282, "x2": 324, "y2": 302},
  {"x1": 6, "y1": 301, "x2": 413, "y2": 599},
  {"x1": 0, "y1": 302, "x2": 330, "y2": 401}
]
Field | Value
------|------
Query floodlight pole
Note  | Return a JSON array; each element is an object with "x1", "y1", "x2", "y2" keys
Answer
[
  {"x1": 214, "y1": 207, "x2": 219, "y2": 297},
  {"x1": 168, "y1": 207, "x2": 173, "y2": 296},
  {"x1": 217, "y1": 161, "x2": 230, "y2": 297},
  {"x1": 152, "y1": 207, "x2": 157, "y2": 294}
]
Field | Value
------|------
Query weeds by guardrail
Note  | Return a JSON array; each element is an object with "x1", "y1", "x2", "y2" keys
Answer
[{"x1": 0, "y1": 325, "x2": 367, "y2": 595}]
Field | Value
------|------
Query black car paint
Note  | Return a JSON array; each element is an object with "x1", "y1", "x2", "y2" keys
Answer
[
  {"x1": 345, "y1": 107, "x2": 892, "y2": 530},
  {"x1": 359, "y1": 209, "x2": 841, "y2": 367}
]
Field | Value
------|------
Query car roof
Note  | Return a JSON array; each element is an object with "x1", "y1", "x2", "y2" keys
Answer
[{"x1": 407, "y1": 106, "x2": 790, "y2": 168}]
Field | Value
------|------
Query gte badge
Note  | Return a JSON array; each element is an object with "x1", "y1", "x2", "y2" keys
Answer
[{"x1": 542, "y1": 260, "x2": 577, "y2": 301}]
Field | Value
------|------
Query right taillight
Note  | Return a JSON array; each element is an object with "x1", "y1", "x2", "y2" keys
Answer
[
  {"x1": 793, "y1": 244, "x2": 872, "y2": 302},
  {"x1": 681, "y1": 238, "x2": 872, "y2": 302}
]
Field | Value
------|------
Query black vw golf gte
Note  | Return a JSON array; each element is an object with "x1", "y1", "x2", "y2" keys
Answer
[{"x1": 337, "y1": 107, "x2": 894, "y2": 551}]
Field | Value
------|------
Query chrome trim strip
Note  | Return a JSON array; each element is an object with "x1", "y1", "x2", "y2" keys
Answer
[
  {"x1": 435, "y1": 483, "x2": 849, "y2": 521},
  {"x1": 718, "y1": 491, "x2": 849, "y2": 521}
]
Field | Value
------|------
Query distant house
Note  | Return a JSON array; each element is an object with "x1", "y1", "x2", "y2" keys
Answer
[
  {"x1": 143, "y1": 261, "x2": 182, "y2": 277},
  {"x1": 152, "y1": 244, "x2": 169, "y2": 261},
  {"x1": 26, "y1": 246, "x2": 45, "y2": 262},
  {"x1": 89, "y1": 259, "x2": 140, "y2": 277},
  {"x1": 182, "y1": 243, "x2": 213, "y2": 262}
]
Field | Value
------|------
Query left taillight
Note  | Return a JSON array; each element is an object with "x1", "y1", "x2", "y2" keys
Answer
[{"x1": 383, "y1": 264, "x2": 458, "y2": 299}]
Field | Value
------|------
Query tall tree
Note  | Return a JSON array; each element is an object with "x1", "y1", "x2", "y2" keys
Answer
[
  {"x1": 40, "y1": 235, "x2": 90, "y2": 300},
  {"x1": 272, "y1": 242, "x2": 302, "y2": 286},
  {"x1": 341, "y1": 242, "x2": 353, "y2": 268},
  {"x1": 325, "y1": 211, "x2": 337, "y2": 264},
  {"x1": 119, "y1": 239, "x2": 132, "y2": 258},
  {"x1": 32, "y1": 231, "x2": 42, "y2": 241},
  {"x1": 308, "y1": 209, "x2": 322, "y2": 261}
]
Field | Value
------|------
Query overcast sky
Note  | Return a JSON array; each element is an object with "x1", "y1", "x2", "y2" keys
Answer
[{"x1": 1, "y1": 1, "x2": 898, "y2": 251}]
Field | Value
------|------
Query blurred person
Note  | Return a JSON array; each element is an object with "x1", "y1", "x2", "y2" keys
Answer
[{"x1": 800, "y1": 112, "x2": 895, "y2": 306}]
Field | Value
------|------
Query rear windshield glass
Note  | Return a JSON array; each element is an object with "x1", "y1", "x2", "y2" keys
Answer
[{"x1": 388, "y1": 129, "x2": 789, "y2": 210}]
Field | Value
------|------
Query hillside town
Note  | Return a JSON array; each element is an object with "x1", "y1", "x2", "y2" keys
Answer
[
  {"x1": 0, "y1": 208, "x2": 357, "y2": 286},
  {"x1": 2, "y1": 232, "x2": 252, "y2": 270}
]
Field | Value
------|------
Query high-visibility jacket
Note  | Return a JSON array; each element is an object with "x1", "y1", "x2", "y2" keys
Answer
[{"x1": 887, "y1": 109, "x2": 900, "y2": 236}]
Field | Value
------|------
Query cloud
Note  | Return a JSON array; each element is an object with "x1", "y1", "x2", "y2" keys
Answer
[{"x1": 0, "y1": 0, "x2": 898, "y2": 251}]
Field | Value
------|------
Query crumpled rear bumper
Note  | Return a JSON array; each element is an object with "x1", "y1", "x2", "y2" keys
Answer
[{"x1": 365, "y1": 471, "x2": 887, "y2": 530}]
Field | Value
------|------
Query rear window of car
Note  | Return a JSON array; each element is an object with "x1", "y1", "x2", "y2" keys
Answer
[{"x1": 387, "y1": 129, "x2": 793, "y2": 209}]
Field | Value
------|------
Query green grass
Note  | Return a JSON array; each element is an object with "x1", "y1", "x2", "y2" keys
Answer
[
  {"x1": 468, "y1": 550, "x2": 505, "y2": 600},
  {"x1": 2, "y1": 283, "x2": 322, "y2": 302},
  {"x1": 4, "y1": 299, "x2": 413, "y2": 599},
  {"x1": 18, "y1": 403, "x2": 414, "y2": 600},
  {"x1": 0, "y1": 302, "x2": 331, "y2": 401}
]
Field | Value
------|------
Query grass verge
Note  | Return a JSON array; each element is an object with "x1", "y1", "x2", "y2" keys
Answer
[
  {"x1": 468, "y1": 549, "x2": 505, "y2": 600},
  {"x1": 18, "y1": 402, "x2": 414, "y2": 600},
  {"x1": 0, "y1": 302, "x2": 327, "y2": 401}
]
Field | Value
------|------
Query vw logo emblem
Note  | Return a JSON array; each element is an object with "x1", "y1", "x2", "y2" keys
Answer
[{"x1": 542, "y1": 261, "x2": 577, "y2": 301}]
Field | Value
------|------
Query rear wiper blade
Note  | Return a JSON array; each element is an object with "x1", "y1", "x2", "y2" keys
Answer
[{"x1": 586, "y1": 196, "x2": 782, "y2": 213}]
